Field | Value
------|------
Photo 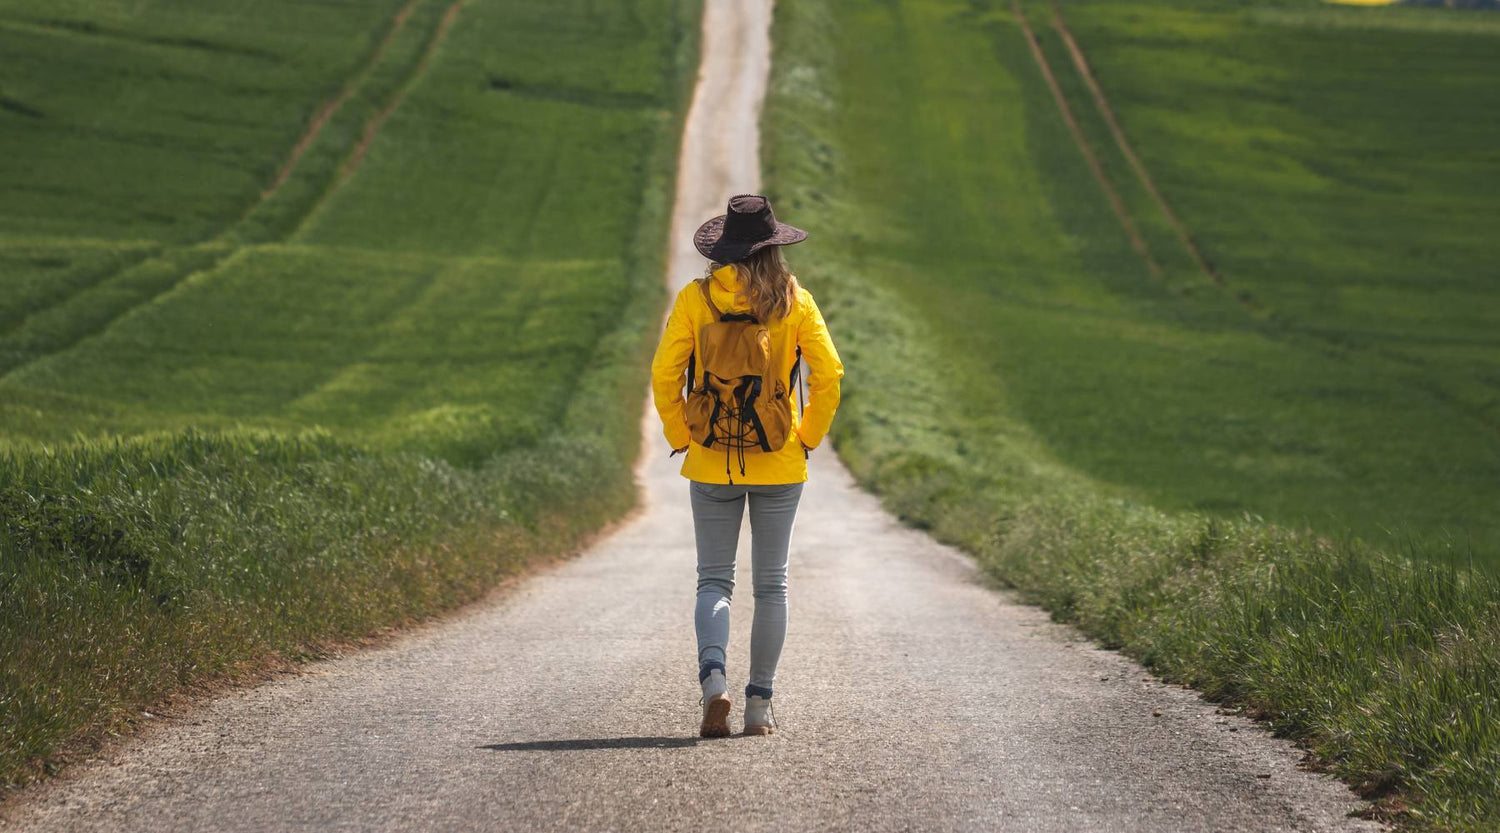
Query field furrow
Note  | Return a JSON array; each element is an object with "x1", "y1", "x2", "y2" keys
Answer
[{"x1": 1030, "y1": 0, "x2": 1500, "y2": 452}]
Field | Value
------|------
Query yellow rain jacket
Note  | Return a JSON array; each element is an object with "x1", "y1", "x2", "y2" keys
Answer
[{"x1": 651, "y1": 263, "x2": 843, "y2": 484}]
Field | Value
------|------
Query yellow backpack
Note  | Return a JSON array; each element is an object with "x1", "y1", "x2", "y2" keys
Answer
[{"x1": 683, "y1": 277, "x2": 804, "y2": 481}]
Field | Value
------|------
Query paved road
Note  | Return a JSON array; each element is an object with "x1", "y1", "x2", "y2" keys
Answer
[{"x1": 3, "y1": 1, "x2": 1380, "y2": 830}]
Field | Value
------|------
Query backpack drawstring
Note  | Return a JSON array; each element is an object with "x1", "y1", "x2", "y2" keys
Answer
[
  {"x1": 722, "y1": 400, "x2": 750, "y2": 484},
  {"x1": 725, "y1": 443, "x2": 746, "y2": 484}
]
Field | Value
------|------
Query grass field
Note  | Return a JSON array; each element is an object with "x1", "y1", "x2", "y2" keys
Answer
[
  {"x1": 1043, "y1": 0, "x2": 1500, "y2": 554},
  {"x1": 0, "y1": 0, "x2": 700, "y2": 788},
  {"x1": 786, "y1": 0, "x2": 1500, "y2": 561},
  {"x1": 762, "y1": 0, "x2": 1499, "y2": 828}
]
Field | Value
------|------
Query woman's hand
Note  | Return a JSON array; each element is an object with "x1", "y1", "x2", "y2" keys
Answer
[{"x1": 670, "y1": 444, "x2": 689, "y2": 457}]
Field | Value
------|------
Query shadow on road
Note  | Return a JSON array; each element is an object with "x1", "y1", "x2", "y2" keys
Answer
[{"x1": 480, "y1": 736, "x2": 706, "y2": 752}]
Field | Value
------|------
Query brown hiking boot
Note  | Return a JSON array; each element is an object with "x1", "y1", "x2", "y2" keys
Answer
[
  {"x1": 699, "y1": 692, "x2": 732, "y2": 738},
  {"x1": 742, "y1": 694, "x2": 775, "y2": 735}
]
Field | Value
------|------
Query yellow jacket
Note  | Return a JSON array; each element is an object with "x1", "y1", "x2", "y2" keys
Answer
[{"x1": 650, "y1": 263, "x2": 844, "y2": 484}]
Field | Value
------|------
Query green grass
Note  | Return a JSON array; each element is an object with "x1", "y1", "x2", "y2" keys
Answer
[
  {"x1": 1029, "y1": 0, "x2": 1500, "y2": 555},
  {"x1": 762, "y1": 0, "x2": 1500, "y2": 828},
  {"x1": 0, "y1": 0, "x2": 701, "y2": 788},
  {"x1": 0, "y1": 0, "x2": 409, "y2": 243}
]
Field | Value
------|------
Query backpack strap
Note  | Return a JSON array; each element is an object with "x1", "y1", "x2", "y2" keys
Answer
[
  {"x1": 686, "y1": 278, "x2": 718, "y2": 397},
  {"x1": 791, "y1": 345, "x2": 808, "y2": 459},
  {"x1": 698, "y1": 277, "x2": 722, "y2": 319}
]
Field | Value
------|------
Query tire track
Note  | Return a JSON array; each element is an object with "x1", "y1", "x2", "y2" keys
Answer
[
  {"x1": 257, "y1": 0, "x2": 426, "y2": 202},
  {"x1": 337, "y1": 1, "x2": 465, "y2": 187},
  {"x1": 341, "y1": 0, "x2": 466, "y2": 181},
  {"x1": 0, "y1": 244, "x2": 160, "y2": 341},
  {"x1": 1010, "y1": 1, "x2": 1164, "y2": 282},
  {"x1": 1037, "y1": 0, "x2": 1500, "y2": 442},
  {"x1": 1046, "y1": 0, "x2": 1258, "y2": 313},
  {"x1": 292, "y1": 0, "x2": 466, "y2": 237},
  {"x1": 0, "y1": 244, "x2": 235, "y2": 385},
  {"x1": 0, "y1": 0, "x2": 450, "y2": 387}
]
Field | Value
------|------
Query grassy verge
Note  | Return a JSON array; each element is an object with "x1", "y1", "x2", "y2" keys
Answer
[
  {"x1": 763, "y1": 0, "x2": 1500, "y2": 829},
  {"x1": 0, "y1": 0, "x2": 702, "y2": 790}
]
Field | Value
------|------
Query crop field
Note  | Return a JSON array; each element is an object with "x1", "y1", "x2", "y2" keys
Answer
[
  {"x1": 0, "y1": 0, "x2": 699, "y2": 787},
  {"x1": 773, "y1": 0, "x2": 1500, "y2": 560},
  {"x1": 1043, "y1": 0, "x2": 1500, "y2": 554},
  {"x1": 1, "y1": 0, "x2": 685, "y2": 457},
  {"x1": 763, "y1": 0, "x2": 1499, "y2": 828}
]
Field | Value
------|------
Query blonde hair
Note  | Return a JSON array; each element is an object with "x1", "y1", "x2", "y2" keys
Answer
[{"x1": 711, "y1": 245, "x2": 799, "y2": 323}]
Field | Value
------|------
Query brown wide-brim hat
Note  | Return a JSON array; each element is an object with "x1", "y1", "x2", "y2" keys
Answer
[{"x1": 694, "y1": 194, "x2": 808, "y2": 263}]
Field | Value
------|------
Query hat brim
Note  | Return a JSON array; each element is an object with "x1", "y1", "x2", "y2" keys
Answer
[{"x1": 693, "y1": 215, "x2": 808, "y2": 263}]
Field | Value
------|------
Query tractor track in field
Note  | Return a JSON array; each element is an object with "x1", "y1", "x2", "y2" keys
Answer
[
  {"x1": 0, "y1": 0, "x2": 458, "y2": 389},
  {"x1": 1009, "y1": 1, "x2": 1164, "y2": 283},
  {"x1": 0, "y1": 244, "x2": 160, "y2": 340},
  {"x1": 0, "y1": 0, "x2": 425, "y2": 345},
  {"x1": 1024, "y1": 1, "x2": 1500, "y2": 456},
  {"x1": 1013, "y1": 0, "x2": 1260, "y2": 316},
  {"x1": 257, "y1": 0, "x2": 424, "y2": 202},
  {"x1": 0, "y1": 245, "x2": 238, "y2": 386},
  {"x1": 1044, "y1": 0, "x2": 1258, "y2": 314},
  {"x1": 336, "y1": 0, "x2": 465, "y2": 185},
  {"x1": 1033, "y1": 2, "x2": 1500, "y2": 441},
  {"x1": 289, "y1": 0, "x2": 466, "y2": 238}
]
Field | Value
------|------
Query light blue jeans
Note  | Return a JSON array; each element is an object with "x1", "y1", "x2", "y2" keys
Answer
[{"x1": 689, "y1": 480, "x2": 804, "y2": 699}]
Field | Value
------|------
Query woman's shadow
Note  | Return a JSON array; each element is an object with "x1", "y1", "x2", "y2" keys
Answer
[{"x1": 480, "y1": 736, "x2": 712, "y2": 752}]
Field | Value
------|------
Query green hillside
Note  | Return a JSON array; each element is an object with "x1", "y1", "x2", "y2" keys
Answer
[
  {"x1": 1, "y1": 0, "x2": 686, "y2": 460},
  {"x1": 1043, "y1": 0, "x2": 1500, "y2": 555},
  {"x1": 763, "y1": 0, "x2": 1499, "y2": 828},
  {"x1": 0, "y1": 0, "x2": 699, "y2": 788},
  {"x1": 770, "y1": 0, "x2": 1500, "y2": 560}
]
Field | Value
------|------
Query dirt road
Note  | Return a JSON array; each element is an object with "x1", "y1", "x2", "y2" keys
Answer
[{"x1": 2, "y1": 1, "x2": 1379, "y2": 830}]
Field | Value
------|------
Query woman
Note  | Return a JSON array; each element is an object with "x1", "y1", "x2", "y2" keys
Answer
[{"x1": 650, "y1": 194, "x2": 844, "y2": 738}]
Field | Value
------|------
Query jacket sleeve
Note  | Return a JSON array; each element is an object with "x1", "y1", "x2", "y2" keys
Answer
[
  {"x1": 650, "y1": 288, "x2": 695, "y2": 450},
  {"x1": 795, "y1": 292, "x2": 844, "y2": 449}
]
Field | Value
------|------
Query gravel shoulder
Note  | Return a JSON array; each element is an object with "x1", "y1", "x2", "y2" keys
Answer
[{"x1": 1, "y1": 1, "x2": 1381, "y2": 830}]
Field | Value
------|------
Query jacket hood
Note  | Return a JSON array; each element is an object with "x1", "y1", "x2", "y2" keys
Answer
[
  {"x1": 708, "y1": 263, "x2": 748, "y2": 311},
  {"x1": 710, "y1": 262, "x2": 741, "y2": 292}
]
